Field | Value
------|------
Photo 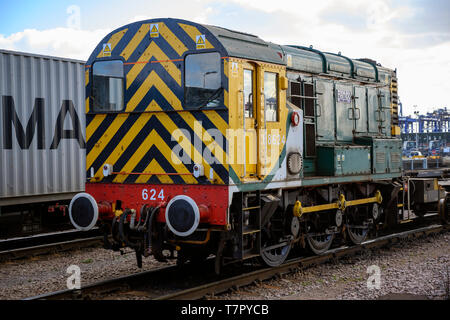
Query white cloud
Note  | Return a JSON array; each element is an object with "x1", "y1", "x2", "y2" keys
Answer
[
  {"x1": 0, "y1": 27, "x2": 111, "y2": 61},
  {"x1": 1, "y1": 0, "x2": 448, "y2": 114},
  {"x1": 194, "y1": 6, "x2": 214, "y2": 24},
  {"x1": 228, "y1": 0, "x2": 331, "y2": 15},
  {"x1": 394, "y1": 42, "x2": 450, "y2": 115},
  {"x1": 127, "y1": 15, "x2": 154, "y2": 24},
  {"x1": 224, "y1": 0, "x2": 449, "y2": 114}
]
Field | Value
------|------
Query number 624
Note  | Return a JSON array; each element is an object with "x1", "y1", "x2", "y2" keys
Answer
[{"x1": 141, "y1": 188, "x2": 164, "y2": 201}]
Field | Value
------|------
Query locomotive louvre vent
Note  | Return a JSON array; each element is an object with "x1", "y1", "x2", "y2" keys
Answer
[
  {"x1": 305, "y1": 124, "x2": 316, "y2": 157},
  {"x1": 376, "y1": 152, "x2": 386, "y2": 163},
  {"x1": 304, "y1": 83, "x2": 315, "y2": 117},
  {"x1": 289, "y1": 81, "x2": 302, "y2": 108},
  {"x1": 287, "y1": 152, "x2": 303, "y2": 175},
  {"x1": 391, "y1": 152, "x2": 401, "y2": 163}
]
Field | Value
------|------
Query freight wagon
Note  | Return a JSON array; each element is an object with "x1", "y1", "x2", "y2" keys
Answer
[{"x1": 0, "y1": 49, "x2": 86, "y2": 237}]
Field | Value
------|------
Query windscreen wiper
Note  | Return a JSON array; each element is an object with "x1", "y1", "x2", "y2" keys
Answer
[{"x1": 197, "y1": 87, "x2": 223, "y2": 110}]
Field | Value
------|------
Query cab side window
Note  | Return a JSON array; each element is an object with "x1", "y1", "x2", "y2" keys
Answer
[
  {"x1": 91, "y1": 60, "x2": 124, "y2": 112},
  {"x1": 264, "y1": 72, "x2": 278, "y2": 121},
  {"x1": 244, "y1": 69, "x2": 253, "y2": 118},
  {"x1": 185, "y1": 52, "x2": 222, "y2": 108}
]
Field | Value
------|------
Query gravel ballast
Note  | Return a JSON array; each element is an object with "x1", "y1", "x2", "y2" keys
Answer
[
  {"x1": 0, "y1": 245, "x2": 173, "y2": 299},
  {"x1": 0, "y1": 231, "x2": 448, "y2": 300},
  {"x1": 217, "y1": 232, "x2": 450, "y2": 300}
]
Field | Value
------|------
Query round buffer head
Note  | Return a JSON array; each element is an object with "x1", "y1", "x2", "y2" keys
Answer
[
  {"x1": 69, "y1": 193, "x2": 99, "y2": 231},
  {"x1": 165, "y1": 195, "x2": 200, "y2": 237}
]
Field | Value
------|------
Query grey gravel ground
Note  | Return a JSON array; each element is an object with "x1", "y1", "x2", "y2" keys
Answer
[
  {"x1": 0, "y1": 245, "x2": 174, "y2": 299},
  {"x1": 0, "y1": 232, "x2": 448, "y2": 300},
  {"x1": 216, "y1": 232, "x2": 450, "y2": 300}
]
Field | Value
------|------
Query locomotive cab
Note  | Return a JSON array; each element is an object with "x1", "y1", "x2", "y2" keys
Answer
[{"x1": 68, "y1": 18, "x2": 298, "y2": 267}]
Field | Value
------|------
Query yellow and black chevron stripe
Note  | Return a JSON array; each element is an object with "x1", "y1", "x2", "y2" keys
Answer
[
  {"x1": 390, "y1": 72, "x2": 401, "y2": 136},
  {"x1": 85, "y1": 19, "x2": 229, "y2": 185}
]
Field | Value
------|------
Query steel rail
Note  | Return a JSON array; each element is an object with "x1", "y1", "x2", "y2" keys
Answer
[
  {"x1": 0, "y1": 236, "x2": 103, "y2": 262},
  {"x1": 24, "y1": 264, "x2": 180, "y2": 300},
  {"x1": 25, "y1": 223, "x2": 448, "y2": 300},
  {"x1": 0, "y1": 228, "x2": 102, "y2": 262},
  {"x1": 156, "y1": 224, "x2": 448, "y2": 300},
  {"x1": 0, "y1": 228, "x2": 100, "y2": 250}
]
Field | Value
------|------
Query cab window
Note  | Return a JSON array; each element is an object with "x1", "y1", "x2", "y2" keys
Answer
[
  {"x1": 264, "y1": 72, "x2": 278, "y2": 121},
  {"x1": 91, "y1": 60, "x2": 124, "y2": 112},
  {"x1": 185, "y1": 52, "x2": 222, "y2": 108},
  {"x1": 244, "y1": 69, "x2": 253, "y2": 118}
]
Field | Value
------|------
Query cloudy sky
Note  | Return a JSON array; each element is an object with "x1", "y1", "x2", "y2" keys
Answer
[{"x1": 1, "y1": 0, "x2": 449, "y2": 115}]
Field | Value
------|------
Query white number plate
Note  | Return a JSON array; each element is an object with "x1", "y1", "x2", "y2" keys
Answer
[{"x1": 141, "y1": 188, "x2": 165, "y2": 201}]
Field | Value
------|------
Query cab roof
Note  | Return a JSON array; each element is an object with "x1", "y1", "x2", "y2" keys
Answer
[{"x1": 88, "y1": 18, "x2": 393, "y2": 83}]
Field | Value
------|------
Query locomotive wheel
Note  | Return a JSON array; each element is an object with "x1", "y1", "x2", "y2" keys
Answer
[
  {"x1": 259, "y1": 209, "x2": 292, "y2": 267},
  {"x1": 346, "y1": 225, "x2": 369, "y2": 245},
  {"x1": 260, "y1": 241, "x2": 292, "y2": 267},
  {"x1": 438, "y1": 195, "x2": 450, "y2": 224},
  {"x1": 414, "y1": 210, "x2": 426, "y2": 218},
  {"x1": 306, "y1": 233, "x2": 334, "y2": 255}
]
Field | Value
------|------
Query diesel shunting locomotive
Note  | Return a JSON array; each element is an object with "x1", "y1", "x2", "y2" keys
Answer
[{"x1": 68, "y1": 18, "x2": 449, "y2": 272}]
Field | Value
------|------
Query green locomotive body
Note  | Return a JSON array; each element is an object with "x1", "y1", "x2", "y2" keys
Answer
[{"x1": 67, "y1": 18, "x2": 446, "y2": 270}]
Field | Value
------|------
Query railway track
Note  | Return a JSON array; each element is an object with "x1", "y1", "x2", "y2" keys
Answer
[
  {"x1": 0, "y1": 229, "x2": 103, "y2": 262},
  {"x1": 25, "y1": 222, "x2": 449, "y2": 300}
]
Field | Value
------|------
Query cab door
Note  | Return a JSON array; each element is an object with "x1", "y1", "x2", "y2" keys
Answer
[
  {"x1": 335, "y1": 83, "x2": 354, "y2": 141},
  {"x1": 238, "y1": 62, "x2": 286, "y2": 180},
  {"x1": 242, "y1": 62, "x2": 257, "y2": 177},
  {"x1": 257, "y1": 65, "x2": 286, "y2": 179},
  {"x1": 367, "y1": 87, "x2": 379, "y2": 134},
  {"x1": 354, "y1": 86, "x2": 368, "y2": 135},
  {"x1": 378, "y1": 88, "x2": 391, "y2": 136}
]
